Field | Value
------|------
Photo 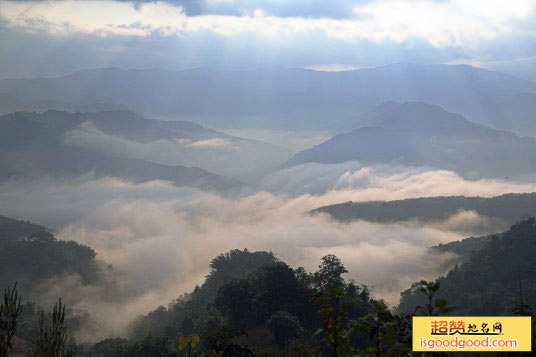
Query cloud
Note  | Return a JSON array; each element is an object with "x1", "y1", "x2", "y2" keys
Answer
[
  {"x1": 137, "y1": 0, "x2": 371, "y2": 19},
  {"x1": 2, "y1": 162, "x2": 536, "y2": 340},
  {"x1": 54, "y1": 185, "x2": 462, "y2": 331},
  {"x1": 305, "y1": 63, "x2": 360, "y2": 72},
  {"x1": 0, "y1": 0, "x2": 535, "y2": 83},
  {"x1": 1, "y1": 5, "x2": 536, "y2": 80},
  {"x1": 260, "y1": 162, "x2": 536, "y2": 197},
  {"x1": 221, "y1": 128, "x2": 330, "y2": 152},
  {"x1": 176, "y1": 137, "x2": 237, "y2": 149},
  {"x1": 427, "y1": 209, "x2": 508, "y2": 236},
  {"x1": 1, "y1": 0, "x2": 535, "y2": 48}
]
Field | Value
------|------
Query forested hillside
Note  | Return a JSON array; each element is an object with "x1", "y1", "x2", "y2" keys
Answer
[
  {"x1": 399, "y1": 218, "x2": 536, "y2": 316},
  {"x1": 0, "y1": 214, "x2": 47, "y2": 241},
  {"x1": 312, "y1": 193, "x2": 536, "y2": 226},
  {"x1": 125, "y1": 249, "x2": 373, "y2": 355},
  {"x1": 0, "y1": 216, "x2": 104, "y2": 301},
  {"x1": 3, "y1": 247, "x2": 411, "y2": 355},
  {"x1": 2, "y1": 220, "x2": 536, "y2": 355},
  {"x1": 4, "y1": 1, "x2": 536, "y2": 355}
]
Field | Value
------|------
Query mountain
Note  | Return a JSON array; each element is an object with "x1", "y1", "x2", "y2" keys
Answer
[
  {"x1": 0, "y1": 215, "x2": 103, "y2": 300},
  {"x1": 58, "y1": 110, "x2": 291, "y2": 181},
  {"x1": 286, "y1": 102, "x2": 536, "y2": 178},
  {"x1": 128, "y1": 249, "x2": 372, "y2": 355},
  {"x1": 433, "y1": 234, "x2": 493, "y2": 258},
  {"x1": 78, "y1": 109, "x2": 228, "y2": 143},
  {"x1": 492, "y1": 92, "x2": 536, "y2": 134},
  {"x1": 311, "y1": 193, "x2": 536, "y2": 226},
  {"x1": 0, "y1": 110, "x2": 245, "y2": 192},
  {"x1": 0, "y1": 92, "x2": 129, "y2": 115},
  {"x1": 399, "y1": 218, "x2": 536, "y2": 315},
  {"x1": 0, "y1": 214, "x2": 48, "y2": 242},
  {"x1": 1, "y1": 64, "x2": 536, "y2": 134}
]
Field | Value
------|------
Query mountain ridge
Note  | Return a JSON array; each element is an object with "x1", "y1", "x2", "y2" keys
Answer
[
  {"x1": 285, "y1": 102, "x2": 536, "y2": 178},
  {"x1": 2, "y1": 63, "x2": 535, "y2": 133},
  {"x1": 310, "y1": 192, "x2": 536, "y2": 226},
  {"x1": 0, "y1": 110, "x2": 246, "y2": 191}
]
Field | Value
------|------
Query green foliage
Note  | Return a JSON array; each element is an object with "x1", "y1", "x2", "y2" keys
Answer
[
  {"x1": 214, "y1": 279, "x2": 254, "y2": 331},
  {"x1": 130, "y1": 249, "x2": 278, "y2": 341},
  {"x1": 251, "y1": 262, "x2": 315, "y2": 327},
  {"x1": 127, "y1": 250, "x2": 373, "y2": 355},
  {"x1": 178, "y1": 335, "x2": 199, "y2": 350},
  {"x1": 87, "y1": 338, "x2": 130, "y2": 356},
  {"x1": 0, "y1": 215, "x2": 47, "y2": 242},
  {"x1": 0, "y1": 283, "x2": 22, "y2": 355},
  {"x1": 117, "y1": 335, "x2": 175, "y2": 357},
  {"x1": 512, "y1": 278, "x2": 534, "y2": 317},
  {"x1": 400, "y1": 218, "x2": 536, "y2": 315},
  {"x1": 4, "y1": 216, "x2": 532, "y2": 355},
  {"x1": 314, "y1": 254, "x2": 348, "y2": 292},
  {"x1": 0, "y1": 229, "x2": 101, "y2": 298},
  {"x1": 312, "y1": 192, "x2": 536, "y2": 227},
  {"x1": 205, "y1": 249, "x2": 277, "y2": 294},
  {"x1": 311, "y1": 255, "x2": 372, "y2": 356},
  {"x1": 314, "y1": 287, "x2": 355, "y2": 357},
  {"x1": 266, "y1": 311, "x2": 304, "y2": 348},
  {"x1": 414, "y1": 280, "x2": 455, "y2": 316},
  {"x1": 178, "y1": 334, "x2": 199, "y2": 356},
  {"x1": 354, "y1": 300, "x2": 412, "y2": 356},
  {"x1": 200, "y1": 329, "x2": 254, "y2": 356}
]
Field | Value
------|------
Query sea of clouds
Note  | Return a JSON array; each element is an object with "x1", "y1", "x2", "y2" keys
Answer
[{"x1": 2, "y1": 162, "x2": 536, "y2": 340}]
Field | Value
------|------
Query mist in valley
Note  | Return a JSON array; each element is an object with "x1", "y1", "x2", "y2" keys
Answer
[
  {"x1": 2, "y1": 164, "x2": 536, "y2": 340},
  {"x1": 2, "y1": 0, "x2": 536, "y2": 354}
]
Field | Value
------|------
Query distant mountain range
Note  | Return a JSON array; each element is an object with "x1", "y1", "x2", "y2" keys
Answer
[
  {"x1": 0, "y1": 92, "x2": 128, "y2": 115},
  {"x1": 1, "y1": 63, "x2": 536, "y2": 135},
  {"x1": 0, "y1": 110, "x2": 247, "y2": 191},
  {"x1": 311, "y1": 192, "x2": 536, "y2": 228},
  {"x1": 286, "y1": 102, "x2": 536, "y2": 178},
  {"x1": 58, "y1": 110, "x2": 291, "y2": 181}
]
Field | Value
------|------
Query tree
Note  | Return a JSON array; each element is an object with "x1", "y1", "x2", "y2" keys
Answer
[
  {"x1": 0, "y1": 283, "x2": 22, "y2": 356},
  {"x1": 126, "y1": 334, "x2": 173, "y2": 356},
  {"x1": 414, "y1": 280, "x2": 455, "y2": 316},
  {"x1": 512, "y1": 278, "x2": 533, "y2": 317},
  {"x1": 178, "y1": 334, "x2": 199, "y2": 357},
  {"x1": 312, "y1": 255, "x2": 371, "y2": 356},
  {"x1": 512, "y1": 278, "x2": 536, "y2": 351},
  {"x1": 34, "y1": 298, "x2": 75, "y2": 357},
  {"x1": 205, "y1": 249, "x2": 276, "y2": 293},
  {"x1": 314, "y1": 255, "x2": 348, "y2": 292},
  {"x1": 88, "y1": 338, "x2": 129, "y2": 356},
  {"x1": 355, "y1": 300, "x2": 411, "y2": 356},
  {"x1": 200, "y1": 329, "x2": 254, "y2": 357},
  {"x1": 266, "y1": 311, "x2": 304, "y2": 349},
  {"x1": 214, "y1": 279, "x2": 254, "y2": 330},
  {"x1": 251, "y1": 262, "x2": 313, "y2": 326},
  {"x1": 314, "y1": 287, "x2": 355, "y2": 357}
]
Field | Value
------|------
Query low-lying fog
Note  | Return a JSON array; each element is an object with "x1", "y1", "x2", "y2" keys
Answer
[{"x1": 2, "y1": 162, "x2": 536, "y2": 340}]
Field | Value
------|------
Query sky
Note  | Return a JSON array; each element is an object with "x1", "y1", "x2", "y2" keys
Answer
[{"x1": 1, "y1": 0, "x2": 536, "y2": 80}]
